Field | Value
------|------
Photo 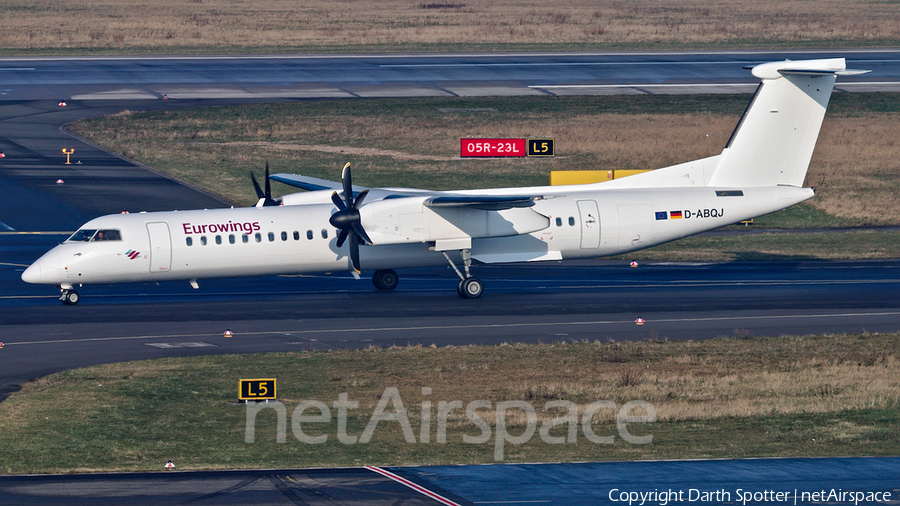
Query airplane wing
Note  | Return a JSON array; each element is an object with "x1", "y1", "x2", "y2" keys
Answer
[
  {"x1": 270, "y1": 172, "x2": 542, "y2": 210},
  {"x1": 424, "y1": 195, "x2": 540, "y2": 210},
  {"x1": 269, "y1": 173, "x2": 363, "y2": 192}
]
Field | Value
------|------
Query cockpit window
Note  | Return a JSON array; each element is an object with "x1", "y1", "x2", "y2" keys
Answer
[
  {"x1": 66, "y1": 229, "x2": 97, "y2": 242},
  {"x1": 92, "y1": 229, "x2": 121, "y2": 241},
  {"x1": 65, "y1": 229, "x2": 122, "y2": 242}
]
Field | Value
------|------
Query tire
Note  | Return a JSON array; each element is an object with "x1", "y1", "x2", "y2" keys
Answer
[
  {"x1": 372, "y1": 269, "x2": 399, "y2": 291},
  {"x1": 458, "y1": 277, "x2": 483, "y2": 299},
  {"x1": 62, "y1": 290, "x2": 80, "y2": 305}
]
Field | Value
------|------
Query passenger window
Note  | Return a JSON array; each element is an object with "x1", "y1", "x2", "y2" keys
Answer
[
  {"x1": 555, "y1": 217, "x2": 562, "y2": 227},
  {"x1": 268, "y1": 232, "x2": 275, "y2": 242},
  {"x1": 321, "y1": 229, "x2": 328, "y2": 239},
  {"x1": 255, "y1": 233, "x2": 261, "y2": 243},
  {"x1": 568, "y1": 217, "x2": 576, "y2": 226},
  {"x1": 307, "y1": 230, "x2": 313, "y2": 240},
  {"x1": 242, "y1": 234, "x2": 249, "y2": 243},
  {"x1": 201, "y1": 236, "x2": 208, "y2": 245},
  {"x1": 229, "y1": 234, "x2": 235, "y2": 244},
  {"x1": 281, "y1": 231, "x2": 288, "y2": 241},
  {"x1": 186, "y1": 237, "x2": 193, "y2": 246},
  {"x1": 215, "y1": 235, "x2": 222, "y2": 245},
  {"x1": 293, "y1": 231, "x2": 300, "y2": 241}
]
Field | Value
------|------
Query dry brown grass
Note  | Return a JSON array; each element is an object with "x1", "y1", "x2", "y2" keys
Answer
[
  {"x1": 809, "y1": 116, "x2": 900, "y2": 221},
  {"x1": 7, "y1": 335, "x2": 895, "y2": 429},
  {"x1": 2, "y1": 0, "x2": 899, "y2": 53},
  {"x1": 316, "y1": 337, "x2": 900, "y2": 425}
]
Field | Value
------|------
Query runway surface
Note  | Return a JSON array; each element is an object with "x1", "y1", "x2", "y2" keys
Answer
[
  {"x1": 1, "y1": 49, "x2": 898, "y2": 104},
  {"x1": 1, "y1": 50, "x2": 898, "y2": 501}
]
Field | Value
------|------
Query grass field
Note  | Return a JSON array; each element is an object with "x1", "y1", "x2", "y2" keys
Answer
[
  {"x1": 0, "y1": 334, "x2": 896, "y2": 474},
  {"x1": 69, "y1": 92, "x2": 900, "y2": 235},
  {"x1": 2, "y1": 0, "x2": 899, "y2": 55}
]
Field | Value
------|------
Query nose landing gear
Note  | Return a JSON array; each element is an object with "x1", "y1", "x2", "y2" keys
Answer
[{"x1": 59, "y1": 285, "x2": 80, "y2": 305}]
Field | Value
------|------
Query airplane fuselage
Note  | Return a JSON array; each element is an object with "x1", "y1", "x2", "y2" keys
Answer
[{"x1": 22, "y1": 184, "x2": 813, "y2": 287}]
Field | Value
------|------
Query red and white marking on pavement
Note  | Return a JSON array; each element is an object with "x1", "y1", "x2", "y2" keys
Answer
[{"x1": 366, "y1": 466, "x2": 462, "y2": 506}]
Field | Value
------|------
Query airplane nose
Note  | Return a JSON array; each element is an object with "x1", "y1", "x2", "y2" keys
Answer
[
  {"x1": 21, "y1": 252, "x2": 60, "y2": 284},
  {"x1": 21, "y1": 262, "x2": 42, "y2": 284}
]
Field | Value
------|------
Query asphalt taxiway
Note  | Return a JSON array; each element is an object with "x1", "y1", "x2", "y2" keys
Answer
[{"x1": 1, "y1": 458, "x2": 898, "y2": 505}]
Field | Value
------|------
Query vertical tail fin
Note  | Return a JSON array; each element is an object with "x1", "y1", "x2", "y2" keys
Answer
[{"x1": 708, "y1": 58, "x2": 868, "y2": 188}]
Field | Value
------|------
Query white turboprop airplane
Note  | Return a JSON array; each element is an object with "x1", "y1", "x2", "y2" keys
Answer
[{"x1": 22, "y1": 58, "x2": 867, "y2": 304}]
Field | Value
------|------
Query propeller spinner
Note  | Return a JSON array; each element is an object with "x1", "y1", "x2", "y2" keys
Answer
[{"x1": 329, "y1": 162, "x2": 370, "y2": 272}]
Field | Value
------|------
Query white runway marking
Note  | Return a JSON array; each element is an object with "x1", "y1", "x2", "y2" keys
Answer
[{"x1": 366, "y1": 466, "x2": 462, "y2": 506}]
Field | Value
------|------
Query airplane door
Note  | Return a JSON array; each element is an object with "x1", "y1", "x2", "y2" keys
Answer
[
  {"x1": 577, "y1": 200, "x2": 601, "y2": 249},
  {"x1": 146, "y1": 222, "x2": 172, "y2": 273},
  {"x1": 617, "y1": 204, "x2": 652, "y2": 248}
]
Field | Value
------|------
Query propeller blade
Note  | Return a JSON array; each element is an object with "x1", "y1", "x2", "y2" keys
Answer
[
  {"x1": 331, "y1": 191, "x2": 347, "y2": 211},
  {"x1": 353, "y1": 189, "x2": 369, "y2": 209},
  {"x1": 352, "y1": 221, "x2": 372, "y2": 246},
  {"x1": 349, "y1": 233, "x2": 361, "y2": 272},
  {"x1": 251, "y1": 172, "x2": 265, "y2": 199},
  {"x1": 341, "y1": 162, "x2": 353, "y2": 208},
  {"x1": 264, "y1": 162, "x2": 272, "y2": 202}
]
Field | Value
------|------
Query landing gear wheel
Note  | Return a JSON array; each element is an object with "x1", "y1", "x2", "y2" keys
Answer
[
  {"x1": 372, "y1": 269, "x2": 399, "y2": 291},
  {"x1": 60, "y1": 289, "x2": 80, "y2": 305},
  {"x1": 457, "y1": 277, "x2": 483, "y2": 299}
]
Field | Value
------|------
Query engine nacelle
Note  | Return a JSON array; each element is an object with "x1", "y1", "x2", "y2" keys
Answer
[{"x1": 359, "y1": 197, "x2": 550, "y2": 246}]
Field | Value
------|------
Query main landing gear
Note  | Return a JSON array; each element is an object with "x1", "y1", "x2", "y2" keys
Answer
[
  {"x1": 372, "y1": 269, "x2": 399, "y2": 291},
  {"x1": 442, "y1": 249, "x2": 483, "y2": 299},
  {"x1": 369, "y1": 251, "x2": 484, "y2": 298},
  {"x1": 59, "y1": 284, "x2": 80, "y2": 305}
]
